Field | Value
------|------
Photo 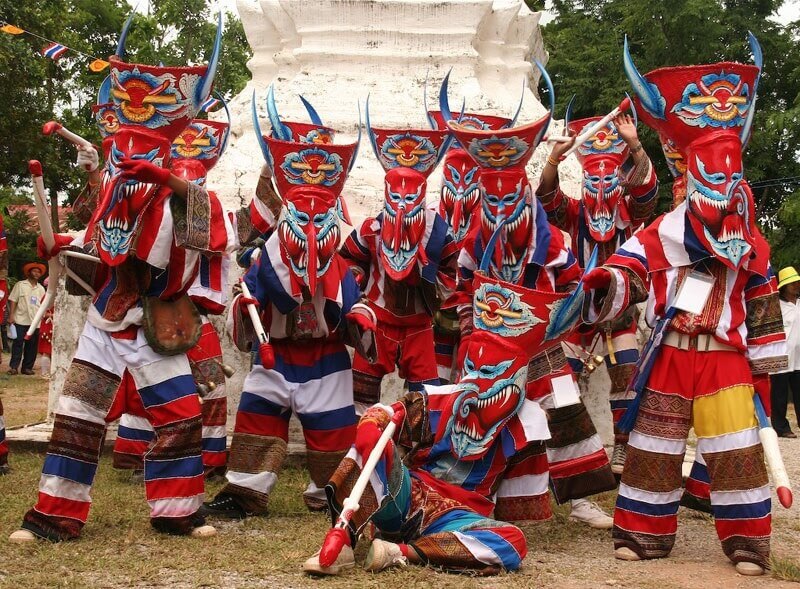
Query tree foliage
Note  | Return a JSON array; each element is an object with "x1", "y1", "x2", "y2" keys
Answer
[
  {"x1": 542, "y1": 0, "x2": 800, "y2": 267},
  {"x1": 0, "y1": 0, "x2": 251, "y2": 276}
]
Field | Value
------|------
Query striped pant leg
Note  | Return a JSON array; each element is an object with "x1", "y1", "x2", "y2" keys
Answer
[
  {"x1": 681, "y1": 448, "x2": 712, "y2": 513},
  {"x1": 118, "y1": 329, "x2": 204, "y2": 531},
  {"x1": 692, "y1": 378, "x2": 771, "y2": 568},
  {"x1": 494, "y1": 442, "x2": 552, "y2": 522},
  {"x1": 187, "y1": 318, "x2": 227, "y2": 469},
  {"x1": 0, "y1": 396, "x2": 7, "y2": 466},
  {"x1": 412, "y1": 508, "x2": 527, "y2": 574},
  {"x1": 23, "y1": 323, "x2": 125, "y2": 540},
  {"x1": 219, "y1": 358, "x2": 292, "y2": 514},
  {"x1": 294, "y1": 342, "x2": 357, "y2": 511},
  {"x1": 613, "y1": 387, "x2": 691, "y2": 559},
  {"x1": 112, "y1": 373, "x2": 154, "y2": 470},
  {"x1": 546, "y1": 398, "x2": 617, "y2": 503},
  {"x1": 606, "y1": 328, "x2": 640, "y2": 445}
]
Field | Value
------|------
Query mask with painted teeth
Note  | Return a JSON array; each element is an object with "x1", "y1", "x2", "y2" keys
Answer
[
  {"x1": 94, "y1": 128, "x2": 170, "y2": 265},
  {"x1": 567, "y1": 117, "x2": 629, "y2": 243},
  {"x1": 278, "y1": 187, "x2": 341, "y2": 296},
  {"x1": 443, "y1": 271, "x2": 581, "y2": 460},
  {"x1": 379, "y1": 167, "x2": 429, "y2": 281},
  {"x1": 478, "y1": 169, "x2": 533, "y2": 283},
  {"x1": 685, "y1": 133, "x2": 755, "y2": 269},
  {"x1": 439, "y1": 149, "x2": 481, "y2": 245}
]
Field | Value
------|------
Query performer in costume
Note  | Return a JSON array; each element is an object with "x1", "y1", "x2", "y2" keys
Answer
[
  {"x1": 580, "y1": 37, "x2": 786, "y2": 575},
  {"x1": 200, "y1": 92, "x2": 374, "y2": 517},
  {"x1": 537, "y1": 101, "x2": 658, "y2": 474},
  {"x1": 0, "y1": 210, "x2": 8, "y2": 474},
  {"x1": 303, "y1": 235, "x2": 587, "y2": 575},
  {"x1": 340, "y1": 102, "x2": 459, "y2": 411},
  {"x1": 9, "y1": 15, "x2": 231, "y2": 542},
  {"x1": 425, "y1": 74, "x2": 520, "y2": 384},
  {"x1": 112, "y1": 110, "x2": 234, "y2": 478},
  {"x1": 447, "y1": 83, "x2": 617, "y2": 528}
]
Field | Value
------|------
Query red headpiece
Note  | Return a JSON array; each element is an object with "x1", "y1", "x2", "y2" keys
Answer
[
  {"x1": 92, "y1": 12, "x2": 223, "y2": 266},
  {"x1": 567, "y1": 113, "x2": 630, "y2": 243},
  {"x1": 624, "y1": 34, "x2": 762, "y2": 269},
  {"x1": 366, "y1": 98, "x2": 452, "y2": 281}
]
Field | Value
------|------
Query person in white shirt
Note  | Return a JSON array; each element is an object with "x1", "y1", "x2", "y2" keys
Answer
[
  {"x1": 7, "y1": 262, "x2": 46, "y2": 376},
  {"x1": 772, "y1": 266, "x2": 800, "y2": 437}
]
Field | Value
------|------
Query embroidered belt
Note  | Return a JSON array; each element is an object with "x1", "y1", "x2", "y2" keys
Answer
[{"x1": 663, "y1": 331, "x2": 736, "y2": 353}]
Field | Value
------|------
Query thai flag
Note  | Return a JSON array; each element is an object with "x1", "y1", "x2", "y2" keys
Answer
[
  {"x1": 201, "y1": 96, "x2": 221, "y2": 113},
  {"x1": 42, "y1": 42, "x2": 68, "y2": 61}
]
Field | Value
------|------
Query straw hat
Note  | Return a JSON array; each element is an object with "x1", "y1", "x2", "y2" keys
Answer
[
  {"x1": 778, "y1": 266, "x2": 800, "y2": 289},
  {"x1": 22, "y1": 262, "x2": 46, "y2": 277}
]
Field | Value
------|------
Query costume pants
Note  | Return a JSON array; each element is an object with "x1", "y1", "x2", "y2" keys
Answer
[
  {"x1": 613, "y1": 345, "x2": 771, "y2": 568},
  {"x1": 112, "y1": 318, "x2": 228, "y2": 470},
  {"x1": 220, "y1": 338, "x2": 356, "y2": 512},
  {"x1": 10, "y1": 324, "x2": 38, "y2": 371},
  {"x1": 770, "y1": 371, "x2": 800, "y2": 434},
  {"x1": 328, "y1": 448, "x2": 526, "y2": 574},
  {"x1": 22, "y1": 323, "x2": 204, "y2": 540},
  {"x1": 0, "y1": 396, "x2": 7, "y2": 466},
  {"x1": 525, "y1": 348, "x2": 617, "y2": 502},
  {"x1": 353, "y1": 319, "x2": 439, "y2": 407},
  {"x1": 566, "y1": 319, "x2": 639, "y2": 445}
]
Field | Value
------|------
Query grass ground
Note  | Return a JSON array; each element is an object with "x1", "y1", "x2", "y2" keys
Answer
[
  {"x1": 2, "y1": 376, "x2": 800, "y2": 588},
  {"x1": 0, "y1": 368, "x2": 50, "y2": 428}
]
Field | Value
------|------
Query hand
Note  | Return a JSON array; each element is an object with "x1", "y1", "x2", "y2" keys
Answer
[
  {"x1": 549, "y1": 132, "x2": 575, "y2": 162},
  {"x1": 613, "y1": 113, "x2": 639, "y2": 146},
  {"x1": 355, "y1": 409, "x2": 395, "y2": 471},
  {"x1": 232, "y1": 282, "x2": 243, "y2": 297},
  {"x1": 37, "y1": 234, "x2": 73, "y2": 260},
  {"x1": 76, "y1": 146, "x2": 99, "y2": 173},
  {"x1": 238, "y1": 295, "x2": 260, "y2": 308},
  {"x1": 117, "y1": 159, "x2": 171, "y2": 186},
  {"x1": 346, "y1": 303, "x2": 376, "y2": 332},
  {"x1": 753, "y1": 373, "x2": 771, "y2": 417},
  {"x1": 582, "y1": 268, "x2": 612, "y2": 292}
]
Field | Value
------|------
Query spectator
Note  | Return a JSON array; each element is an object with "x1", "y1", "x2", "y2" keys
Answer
[
  {"x1": 7, "y1": 262, "x2": 46, "y2": 375},
  {"x1": 772, "y1": 266, "x2": 800, "y2": 438}
]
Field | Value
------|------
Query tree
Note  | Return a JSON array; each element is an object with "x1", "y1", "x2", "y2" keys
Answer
[{"x1": 542, "y1": 0, "x2": 800, "y2": 243}]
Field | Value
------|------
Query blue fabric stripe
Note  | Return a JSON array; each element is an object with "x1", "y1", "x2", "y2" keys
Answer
[
  {"x1": 615, "y1": 247, "x2": 648, "y2": 267},
  {"x1": 682, "y1": 213, "x2": 713, "y2": 264},
  {"x1": 712, "y1": 499, "x2": 771, "y2": 520},
  {"x1": 421, "y1": 215, "x2": 448, "y2": 283},
  {"x1": 425, "y1": 509, "x2": 485, "y2": 533},
  {"x1": 465, "y1": 528, "x2": 523, "y2": 571},
  {"x1": 238, "y1": 391, "x2": 291, "y2": 418},
  {"x1": 137, "y1": 374, "x2": 197, "y2": 409},
  {"x1": 256, "y1": 349, "x2": 351, "y2": 383},
  {"x1": 250, "y1": 243, "x2": 298, "y2": 315},
  {"x1": 118, "y1": 425, "x2": 155, "y2": 442},
  {"x1": 144, "y1": 455, "x2": 203, "y2": 481},
  {"x1": 201, "y1": 437, "x2": 227, "y2": 452},
  {"x1": 567, "y1": 357, "x2": 585, "y2": 373},
  {"x1": 531, "y1": 200, "x2": 552, "y2": 267},
  {"x1": 435, "y1": 342, "x2": 455, "y2": 355},
  {"x1": 688, "y1": 461, "x2": 710, "y2": 483},
  {"x1": 199, "y1": 255, "x2": 211, "y2": 288},
  {"x1": 93, "y1": 268, "x2": 118, "y2": 315},
  {"x1": 298, "y1": 405, "x2": 356, "y2": 431},
  {"x1": 605, "y1": 348, "x2": 639, "y2": 367},
  {"x1": 42, "y1": 454, "x2": 98, "y2": 486},
  {"x1": 616, "y1": 495, "x2": 680, "y2": 517}
]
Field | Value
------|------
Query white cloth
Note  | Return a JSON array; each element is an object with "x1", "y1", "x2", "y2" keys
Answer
[{"x1": 778, "y1": 298, "x2": 800, "y2": 372}]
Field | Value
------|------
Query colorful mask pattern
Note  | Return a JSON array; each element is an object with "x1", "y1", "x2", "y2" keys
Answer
[{"x1": 624, "y1": 36, "x2": 760, "y2": 269}]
